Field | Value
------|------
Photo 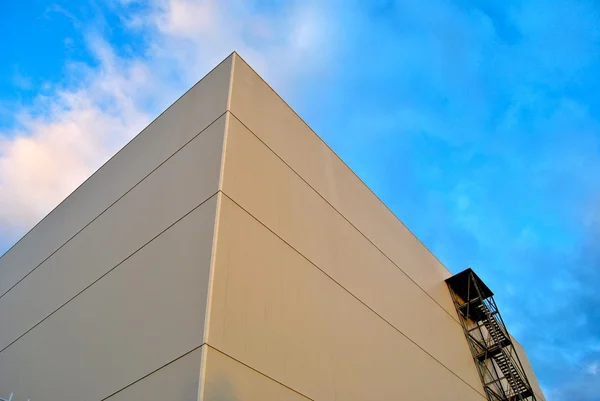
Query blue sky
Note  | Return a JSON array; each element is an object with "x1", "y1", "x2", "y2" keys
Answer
[{"x1": 1, "y1": 1, "x2": 599, "y2": 399}]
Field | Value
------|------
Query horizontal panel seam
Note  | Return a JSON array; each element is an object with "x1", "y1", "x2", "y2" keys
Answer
[
  {"x1": 227, "y1": 111, "x2": 461, "y2": 325},
  {"x1": 0, "y1": 110, "x2": 227, "y2": 300},
  {"x1": 205, "y1": 344, "x2": 315, "y2": 401},
  {"x1": 219, "y1": 191, "x2": 486, "y2": 400},
  {"x1": 101, "y1": 343, "x2": 208, "y2": 401},
  {"x1": 0, "y1": 191, "x2": 219, "y2": 357}
]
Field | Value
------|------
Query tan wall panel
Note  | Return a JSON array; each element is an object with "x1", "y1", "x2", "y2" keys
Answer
[
  {"x1": 0, "y1": 199, "x2": 216, "y2": 401},
  {"x1": 220, "y1": 116, "x2": 482, "y2": 392},
  {"x1": 207, "y1": 196, "x2": 485, "y2": 401},
  {"x1": 513, "y1": 339, "x2": 545, "y2": 401},
  {"x1": 0, "y1": 117, "x2": 225, "y2": 352},
  {"x1": 228, "y1": 55, "x2": 455, "y2": 317},
  {"x1": 104, "y1": 348, "x2": 203, "y2": 401},
  {"x1": 0, "y1": 55, "x2": 233, "y2": 297},
  {"x1": 201, "y1": 346, "x2": 311, "y2": 401}
]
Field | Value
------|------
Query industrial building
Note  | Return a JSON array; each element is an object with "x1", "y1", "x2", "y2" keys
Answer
[{"x1": 0, "y1": 53, "x2": 545, "y2": 401}]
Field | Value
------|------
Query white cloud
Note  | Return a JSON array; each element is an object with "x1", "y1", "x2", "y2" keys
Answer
[{"x1": 0, "y1": 0, "x2": 338, "y2": 246}]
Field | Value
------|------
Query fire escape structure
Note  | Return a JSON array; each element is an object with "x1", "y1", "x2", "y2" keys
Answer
[{"x1": 446, "y1": 269, "x2": 537, "y2": 401}]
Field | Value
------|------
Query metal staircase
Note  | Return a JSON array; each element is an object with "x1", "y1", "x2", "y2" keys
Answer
[{"x1": 446, "y1": 269, "x2": 537, "y2": 401}]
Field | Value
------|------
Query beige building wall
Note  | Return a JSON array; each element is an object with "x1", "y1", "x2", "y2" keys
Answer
[{"x1": 0, "y1": 52, "x2": 544, "y2": 401}]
